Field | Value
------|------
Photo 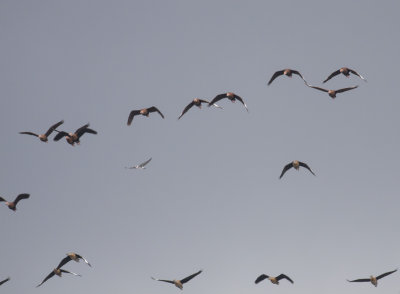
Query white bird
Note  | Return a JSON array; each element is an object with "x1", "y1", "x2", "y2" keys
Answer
[{"x1": 125, "y1": 158, "x2": 152, "y2": 169}]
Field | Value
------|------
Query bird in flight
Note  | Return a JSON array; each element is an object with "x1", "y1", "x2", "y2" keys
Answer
[
  {"x1": 279, "y1": 160, "x2": 315, "y2": 179},
  {"x1": 125, "y1": 158, "x2": 152, "y2": 169},
  {"x1": 178, "y1": 98, "x2": 222, "y2": 119},
  {"x1": 54, "y1": 123, "x2": 97, "y2": 146},
  {"x1": 0, "y1": 277, "x2": 10, "y2": 286},
  {"x1": 208, "y1": 92, "x2": 248, "y2": 112},
  {"x1": 0, "y1": 193, "x2": 30, "y2": 211},
  {"x1": 57, "y1": 253, "x2": 92, "y2": 268},
  {"x1": 36, "y1": 268, "x2": 81, "y2": 287},
  {"x1": 19, "y1": 120, "x2": 64, "y2": 142},
  {"x1": 255, "y1": 273, "x2": 294, "y2": 285},
  {"x1": 151, "y1": 270, "x2": 202, "y2": 290},
  {"x1": 347, "y1": 269, "x2": 397, "y2": 287},
  {"x1": 323, "y1": 67, "x2": 367, "y2": 83},
  {"x1": 268, "y1": 69, "x2": 308, "y2": 85},
  {"x1": 307, "y1": 85, "x2": 358, "y2": 99},
  {"x1": 127, "y1": 106, "x2": 164, "y2": 125}
]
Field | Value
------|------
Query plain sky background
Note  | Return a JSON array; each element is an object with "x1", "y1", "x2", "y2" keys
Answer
[{"x1": 1, "y1": 1, "x2": 400, "y2": 294}]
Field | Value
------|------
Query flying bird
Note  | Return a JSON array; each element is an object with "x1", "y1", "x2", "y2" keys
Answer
[
  {"x1": 279, "y1": 160, "x2": 315, "y2": 179},
  {"x1": 267, "y1": 69, "x2": 308, "y2": 85},
  {"x1": 0, "y1": 193, "x2": 30, "y2": 211},
  {"x1": 125, "y1": 158, "x2": 152, "y2": 169},
  {"x1": 308, "y1": 85, "x2": 358, "y2": 98},
  {"x1": 36, "y1": 268, "x2": 81, "y2": 287},
  {"x1": 347, "y1": 269, "x2": 398, "y2": 287},
  {"x1": 323, "y1": 67, "x2": 367, "y2": 83},
  {"x1": 54, "y1": 123, "x2": 97, "y2": 146},
  {"x1": 255, "y1": 273, "x2": 294, "y2": 285},
  {"x1": 178, "y1": 98, "x2": 222, "y2": 119},
  {"x1": 208, "y1": 92, "x2": 248, "y2": 112},
  {"x1": 151, "y1": 270, "x2": 202, "y2": 290},
  {"x1": 19, "y1": 120, "x2": 64, "y2": 142},
  {"x1": 0, "y1": 277, "x2": 10, "y2": 286},
  {"x1": 57, "y1": 253, "x2": 92, "y2": 269},
  {"x1": 127, "y1": 106, "x2": 164, "y2": 125}
]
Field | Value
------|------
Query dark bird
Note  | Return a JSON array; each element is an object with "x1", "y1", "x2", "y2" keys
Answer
[
  {"x1": 255, "y1": 274, "x2": 294, "y2": 285},
  {"x1": 54, "y1": 123, "x2": 97, "y2": 146},
  {"x1": 178, "y1": 98, "x2": 222, "y2": 119},
  {"x1": 125, "y1": 158, "x2": 152, "y2": 169},
  {"x1": 36, "y1": 268, "x2": 81, "y2": 287},
  {"x1": 208, "y1": 92, "x2": 248, "y2": 112},
  {"x1": 323, "y1": 67, "x2": 367, "y2": 83},
  {"x1": 151, "y1": 270, "x2": 202, "y2": 290},
  {"x1": 57, "y1": 253, "x2": 92, "y2": 269},
  {"x1": 19, "y1": 120, "x2": 64, "y2": 142},
  {"x1": 0, "y1": 277, "x2": 10, "y2": 286},
  {"x1": 268, "y1": 69, "x2": 308, "y2": 85},
  {"x1": 308, "y1": 85, "x2": 358, "y2": 98},
  {"x1": 127, "y1": 106, "x2": 164, "y2": 125},
  {"x1": 0, "y1": 193, "x2": 30, "y2": 211},
  {"x1": 347, "y1": 269, "x2": 397, "y2": 287},
  {"x1": 279, "y1": 160, "x2": 315, "y2": 179}
]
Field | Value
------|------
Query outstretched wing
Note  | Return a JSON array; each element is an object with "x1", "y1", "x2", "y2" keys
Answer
[
  {"x1": 151, "y1": 277, "x2": 175, "y2": 284},
  {"x1": 322, "y1": 69, "x2": 341, "y2": 83},
  {"x1": 291, "y1": 70, "x2": 308, "y2": 85},
  {"x1": 54, "y1": 131, "x2": 69, "y2": 141},
  {"x1": 347, "y1": 278, "x2": 371, "y2": 283},
  {"x1": 180, "y1": 270, "x2": 202, "y2": 284},
  {"x1": 298, "y1": 162, "x2": 316, "y2": 176},
  {"x1": 56, "y1": 256, "x2": 72, "y2": 269},
  {"x1": 178, "y1": 101, "x2": 195, "y2": 119},
  {"x1": 376, "y1": 269, "x2": 398, "y2": 280},
  {"x1": 13, "y1": 193, "x2": 30, "y2": 205},
  {"x1": 348, "y1": 69, "x2": 367, "y2": 82},
  {"x1": 267, "y1": 70, "x2": 284, "y2": 85},
  {"x1": 75, "y1": 254, "x2": 92, "y2": 267},
  {"x1": 45, "y1": 120, "x2": 64, "y2": 137},
  {"x1": 335, "y1": 85, "x2": 358, "y2": 94},
  {"x1": 208, "y1": 94, "x2": 227, "y2": 106},
  {"x1": 276, "y1": 274, "x2": 294, "y2": 283},
  {"x1": 0, "y1": 197, "x2": 7, "y2": 202},
  {"x1": 78, "y1": 128, "x2": 97, "y2": 139},
  {"x1": 255, "y1": 274, "x2": 269, "y2": 284},
  {"x1": 279, "y1": 162, "x2": 294, "y2": 179},
  {"x1": 0, "y1": 277, "x2": 10, "y2": 286},
  {"x1": 36, "y1": 271, "x2": 56, "y2": 287},
  {"x1": 233, "y1": 94, "x2": 248, "y2": 112},
  {"x1": 75, "y1": 124, "x2": 90, "y2": 137},
  {"x1": 308, "y1": 85, "x2": 329, "y2": 93},
  {"x1": 60, "y1": 269, "x2": 81, "y2": 277},
  {"x1": 148, "y1": 106, "x2": 165, "y2": 119},
  {"x1": 139, "y1": 158, "x2": 152, "y2": 168},
  {"x1": 127, "y1": 110, "x2": 141, "y2": 126},
  {"x1": 19, "y1": 132, "x2": 39, "y2": 137}
]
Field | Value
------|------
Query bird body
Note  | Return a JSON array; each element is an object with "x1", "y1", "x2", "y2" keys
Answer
[
  {"x1": 152, "y1": 270, "x2": 202, "y2": 290},
  {"x1": 308, "y1": 85, "x2": 358, "y2": 98},
  {"x1": 37, "y1": 268, "x2": 81, "y2": 287},
  {"x1": 54, "y1": 123, "x2": 97, "y2": 146},
  {"x1": 208, "y1": 92, "x2": 248, "y2": 111},
  {"x1": 19, "y1": 120, "x2": 64, "y2": 142},
  {"x1": 0, "y1": 193, "x2": 30, "y2": 211},
  {"x1": 127, "y1": 106, "x2": 164, "y2": 125},
  {"x1": 57, "y1": 252, "x2": 92, "y2": 268},
  {"x1": 279, "y1": 160, "x2": 315, "y2": 179},
  {"x1": 268, "y1": 69, "x2": 308, "y2": 85},
  {"x1": 255, "y1": 273, "x2": 294, "y2": 285},
  {"x1": 323, "y1": 67, "x2": 367, "y2": 83},
  {"x1": 178, "y1": 98, "x2": 222, "y2": 119},
  {"x1": 347, "y1": 269, "x2": 397, "y2": 287},
  {"x1": 125, "y1": 158, "x2": 152, "y2": 169}
]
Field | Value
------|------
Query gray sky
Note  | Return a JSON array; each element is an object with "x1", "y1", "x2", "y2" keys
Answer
[{"x1": 1, "y1": 1, "x2": 400, "y2": 293}]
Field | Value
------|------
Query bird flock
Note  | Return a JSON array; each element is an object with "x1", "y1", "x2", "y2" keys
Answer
[{"x1": 2, "y1": 65, "x2": 396, "y2": 291}]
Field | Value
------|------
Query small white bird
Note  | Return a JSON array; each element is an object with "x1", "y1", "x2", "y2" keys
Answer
[{"x1": 125, "y1": 158, "x2": 152, "y2": 169}]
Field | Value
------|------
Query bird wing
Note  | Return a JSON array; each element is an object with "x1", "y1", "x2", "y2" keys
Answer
[
  {"x1": 298, "y1": 162, "x2": 316, "y2": 176},
  {"x1": 376, "y1": 269, "x2": 398, "y2": 280},
  {"x1": 322, "y1": 69, "x2": 341, "y2": 83},
  {"x1": 279, "y1": 162, "x2": 294, "y2": 179},
  {"x1": 348, "y1": 69, "x2": 367, "y2": 82},
  {"x1": 308, "y1": 85, "x2": 329, "y2": 93},
  {"x1": 0, "y1": 197, "x2": 7, "y2": 202},
  {"x1": 178, "y1": 101, "x2": 195, "y2": 120},
  {"x1": 45, "y1": 120, "x2": 64, "y2": 137},
  {"x1": 255, "y1": 274, "x2": 269, "y2": 284},
  {"x1": 180, "y1": 270, "x2": 202, "y2": 284},
  {"x1": 291, "y1": 70, "x2": 308, "y2": 84},
  {"x1": 127, "y1": 110, "x2": 141, "y2": 125},
  {"x1": 139, "y1": 157, "x2": 152, "y2": 168},
  {"x1": 208, "y1": 94, "x2": 227, "y2": 106},
  {"x1": 75, "y1": 123, "x2": 90, "y2": 137},
  {"x1": 151, "y1": 277, "x2": 175, "y2": 284},
  {"x1": 13, "y1": 193, "x2": 30, "y2": 205},
  {"x1": 75, "y1": 254, "x2": 92, "y2": 267},
  {"x1": 347, "y1": 278, "x2": 371, "y2": 283},
  {"x1": 0, "y1": 277, "x2": 10, "y2": 286},
  {"x1": 233, "y1": 94, "x2": 249, "y2": 112},
  {"x1": 56, "y1": 256, "x2": 72, "y2": 269},
  {"x1": 276, "y1": 274, "x2": 294, "y2": 283},
  {"x1": 267, "y1": 70, "x2": 284, "y2": 85},
  {"x1": 335, "y1": 85, "x2": 358, "y2": 94},
  {"x1": 53, "y1": 131, "x2": 69, "y2": 141},
  {"x1": 19, "y1": 132, "x2": 39, "y2": 137},
  {"x1": 60, "y1": 269, "x2": 82, "y2": 277},
  {"x1": 78, "y1": 128, "x2": 97, "y2": 139},
  {"x1": 36, "y1": 271, "x2": 56, "y2": 287},
  {"x1": 147, "y1": 106, "x2": 165, "y2": 119}
]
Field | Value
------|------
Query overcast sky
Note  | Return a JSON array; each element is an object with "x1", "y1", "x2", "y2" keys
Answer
[{"x1": 1, "y1": 1, "x2": 400, "y2": 294}]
